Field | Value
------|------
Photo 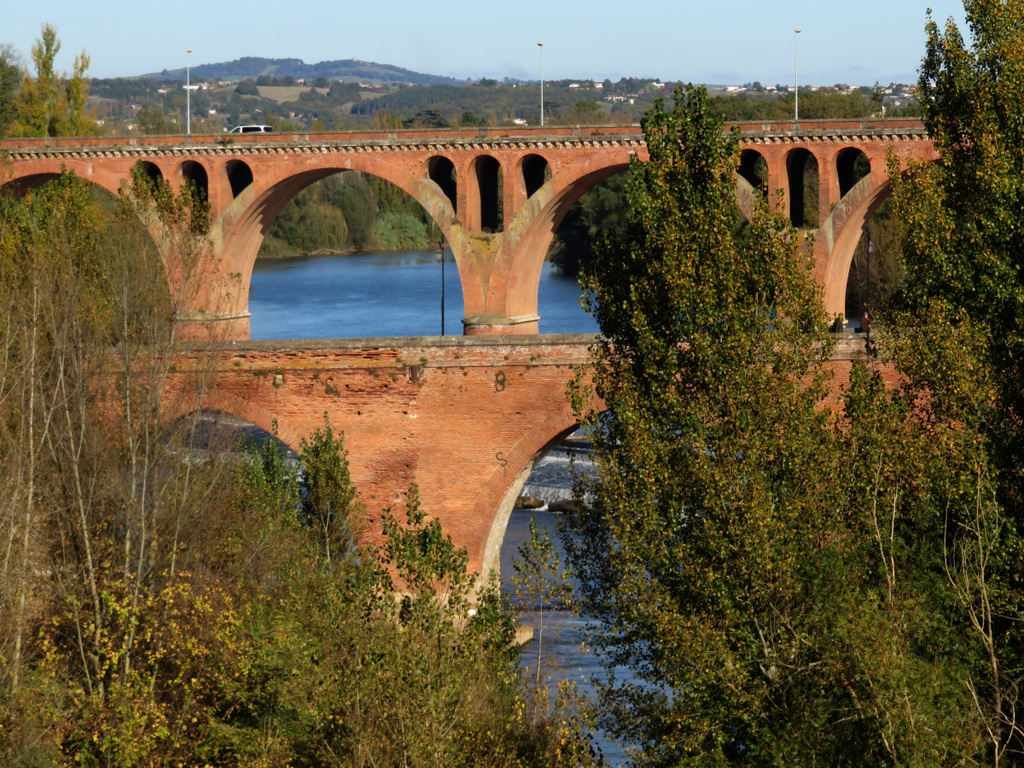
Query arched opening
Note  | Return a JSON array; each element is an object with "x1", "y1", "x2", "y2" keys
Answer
[
  {"x1": 844, "y1": 195, "x2": 904, "y2": 330},
  {"x1": 178, "y1": 408, "x2": 296, "y2": 459},
  {"x1": 522, "y1": 154, "x2": 550, "y2": 198},
  {"x1": 836, "y1": 148, "x2": 870, "y2": 198},
  {"x1": 0, "y1": 171, "x2": 63, "y2": 196},
  {"x1": 248, "y1": 170, "x2": 459, "y2": 339},
  {"x1": 473, "y1": 155, "x2": 503, "y2": 233},
  {"x1": 135, "y1": 161, "x2": 164, "y2": 189},
  {"x1": 225, "y1": 159, "x2": 254, "y2": 198},
  {"x1": 179, "y1": 160, "x2": 209, "y2": 201},
  {"x1": 494, "y1": 423, "x2": 624, "y2": 761},
  {"x1": 542, "y1": 170, "x2": 636, "y2": 334},
  {"x1": 738, "y1": 149, "x2": 768, "y2": 195},
  {"x1": 786, "y1": 148, "x2": 819, "y2": 228},
  {"x1": 427, "y1": 156, "x2": 457, "y2": 213}
]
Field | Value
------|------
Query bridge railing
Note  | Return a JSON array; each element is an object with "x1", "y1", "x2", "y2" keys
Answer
[{"x1": 0, "y1": 119, "x2": 928, "y2": 153}]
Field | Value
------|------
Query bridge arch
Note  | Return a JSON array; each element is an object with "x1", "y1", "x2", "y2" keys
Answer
[
  {"x1": 214, "y1": 161, "x2": 470, "y2": 327},
  {"x1": 427, "y1": 156, "x2": 457, "y2": 212},
  {"x1": 166, "y1": 390, "x2": 307, "y2": 453},
  {"x1": 1, "y1": 166, "x2": 124, "y2": 200},
  {"x1": 785, "y1": 147, "x2": 819, "y2": 228},
  {"x1": 134, "y1": 160, "x2": 165, "y2": 190},
  {"x1": 224, "y1": 159, "x2": 254, "y2": 198},
  {"x1": 836, "y1": 147, "x2": 870, "y2": 198},
  {"x1": 179, "y1": 160, "x2": 210, "y2": 201},
  {"x1": 478, "y1": 403, "x2": 580, "y2": 581},
  {"x1": 819, "y1": 171, "x2": 892, "y2": 316},
  {"x1": 496, "y1": 162, "x2": 631, "y2": 323},
  {"x1": 470, "y1": 154, "x2": 502, "y2": 232},
  {"x1": 735, "y1": 148, "x2": 769, "y2": 222},
  {"x1": 738, "y1": 148, "x2": 769, "y2": 194},
  {"x1": 519, "y1": 153, "x2": 550, "y2": 199}
]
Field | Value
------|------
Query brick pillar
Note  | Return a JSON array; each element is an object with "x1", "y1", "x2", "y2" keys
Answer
[{"x1": 816, "y1": 147, "x2": 841, "y2": 231}]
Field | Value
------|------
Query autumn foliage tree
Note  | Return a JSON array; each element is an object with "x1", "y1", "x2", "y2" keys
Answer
[
  {"x1": 565, "y1": 76, "x2": 1023, "y2": 765},
  {"x1": 884, "y1": 0, "x2": 1024, "y2": 761},
  {"x1": 565, "y1": 84, "x2": 843, "y2": 763},
  {"x1": 10, "y1": 24, "x2": 94, "y2": 137}
]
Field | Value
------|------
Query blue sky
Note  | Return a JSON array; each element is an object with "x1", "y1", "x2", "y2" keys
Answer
[{"x1": 6, "y1": 0, "x2": 968, "y2": 86}]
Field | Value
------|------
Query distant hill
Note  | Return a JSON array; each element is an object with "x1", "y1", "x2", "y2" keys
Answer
[{"x1": 144, "y1": 56, "x2": 465, "y2": 86}]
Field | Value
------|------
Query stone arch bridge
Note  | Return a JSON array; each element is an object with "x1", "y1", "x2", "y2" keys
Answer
[
  {"x1": 165, "y1": 334, "x2": 878, "y2": 581},
  {"x1": 2, "y1": 124, "x2": 928, "y2": 577},
  {"x1": 2, "y1": 120, "x2": 936, "y2": 338}
]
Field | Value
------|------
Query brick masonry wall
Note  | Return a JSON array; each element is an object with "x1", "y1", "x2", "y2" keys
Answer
[{"x1": 162, "y1": 334, "x2": 895, "y2": 580}]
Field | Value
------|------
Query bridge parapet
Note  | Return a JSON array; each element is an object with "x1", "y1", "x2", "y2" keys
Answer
[{"x1": 1, "y1": 119, "x2": 929, "y2": 156}]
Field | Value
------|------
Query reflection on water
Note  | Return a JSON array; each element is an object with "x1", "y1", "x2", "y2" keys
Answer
[{"x1": 249, "y1": 250, "x2": 598, "y2": 339}]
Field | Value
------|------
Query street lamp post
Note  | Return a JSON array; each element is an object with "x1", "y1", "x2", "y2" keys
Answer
[
  {"x1": 439, "y1": 234, "x2": 446, "y2": 336},
  {"x1": 185, "y1": 48, "x2": 193, "y2": 135},
  {"x1": 794, "y1": 29, "x2": 801, "y2": 122},
  {"x1": 537, "y1": 42, "x2": 544, "y2": 127}
]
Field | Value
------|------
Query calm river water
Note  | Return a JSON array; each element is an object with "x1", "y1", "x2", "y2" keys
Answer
[
  {"x1": 250, "y1": 251, "x2": 627, "y2": 764},
  {"x1": 249, "y1": 249, "x2": 598, "y2": 338}
]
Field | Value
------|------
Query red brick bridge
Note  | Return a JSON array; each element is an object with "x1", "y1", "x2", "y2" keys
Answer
[
  {"x1": 2, "y1": 124, "x2": 924, "y2": 576},
  {"x1": 166, "y1": 335, "x2": 877, "y2": 581},
  {"x1": 2, "y1": 120, "x2": 936, "y2": 338}
]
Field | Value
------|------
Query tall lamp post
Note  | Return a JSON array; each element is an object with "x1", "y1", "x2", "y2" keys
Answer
[
  {"x1": 537, "y1": 42, "x2": 544, "y2": 127},
  {"x1": 794, "y1": 29, "x2": 801, "y2": 122},
  {"x1": 185, "y1": 48, "x2": 193, "y2": 135},
  {"x1": 439, "y1": 234, "x2": 446, "y2": 336}
]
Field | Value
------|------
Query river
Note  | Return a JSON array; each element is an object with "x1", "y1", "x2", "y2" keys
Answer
[
  {"x1": 250, "y1": 251, "x2": 627, "y2": 764},
  {"x1": 249, "y1": 249, "x2": 598, "y2": 338}
]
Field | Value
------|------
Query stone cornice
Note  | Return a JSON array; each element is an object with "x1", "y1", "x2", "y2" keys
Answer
[{"x1": 1, "y1": 121, "x2": 932, "y2": 161}]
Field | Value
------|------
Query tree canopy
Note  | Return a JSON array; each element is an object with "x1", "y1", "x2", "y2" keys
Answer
[
  {"x1": 567, "y1": 41, "x2": 1024, "y2": 760},
  {"x1": 9, "y1": 24, "x2": 94, "y2": 137}
]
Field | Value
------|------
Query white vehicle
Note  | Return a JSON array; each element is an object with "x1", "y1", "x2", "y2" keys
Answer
[{"x1": 228, "y1": 124, "x2": 274, "y2": 134}]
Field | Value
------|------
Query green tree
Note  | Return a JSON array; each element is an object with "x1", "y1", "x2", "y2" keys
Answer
[
  {"x1": 511, "y1": 518, "x2": 570, "y2": 725},
  {"x1": 329, "y1": 171, "x2": 378, "y2": 251},
  {"x1": 300, "y1": 413, "x2": 361, "y2": 565},
  {"x1": 884, "y1": 2, "x2": 1024, "y2": 759},
  {"x1": 564, "y1": 84, "x2": 842, "y2": 764},
  {"x1": 12, "y1": 24, "x2": 94, "y2": 137},
  {"x1": 136, "y1": 104, "x2": 172, "y2": 135},
  {"x1": 564, "y1": 79, "x2": 996, "y2": 765},
  {"x1": 373, "y1": 209, "x2": 429, "y2": 250},
  {"x1": 234, "y1": 79, "x2": 259, "y2": 96},
  {"x1": 0, "y1": 44, "x2": 20, "y2": 136}
]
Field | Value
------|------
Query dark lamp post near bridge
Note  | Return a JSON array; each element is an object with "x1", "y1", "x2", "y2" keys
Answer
[
  {"x1": 185, "y1": 48, "x2": 197, "y2": 135},
  {"x1": 794, "y1": 29, "x2": 801, "y2": 122},
  {"x1": 537, "y1": 42, "x2": 544, "y2": 127},
  {"x1": 438, "y1": 235, "x2": 446, "y2": 336}
]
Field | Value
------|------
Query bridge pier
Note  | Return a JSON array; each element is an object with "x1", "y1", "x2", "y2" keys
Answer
[
  {"x1": 174, "y1": 311, "x2": 252, "y2": 341},
  {"x1": 463, "y1": 315, "x2": 541, "y2": 335}
]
